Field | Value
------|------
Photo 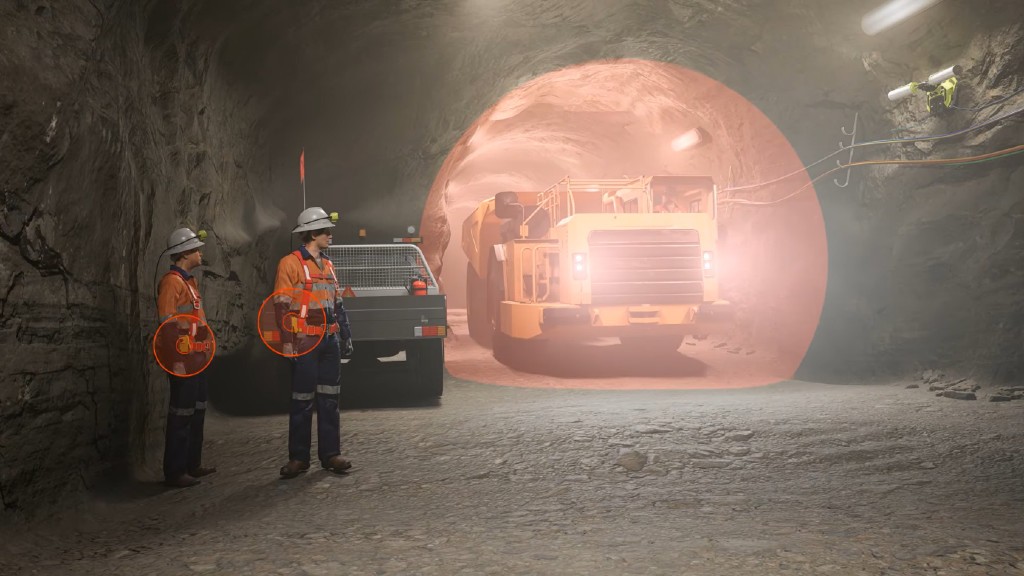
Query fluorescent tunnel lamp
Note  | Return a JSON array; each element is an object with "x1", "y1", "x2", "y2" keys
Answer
[
  {"x1": 670, "y1": 128, "x2": 706, "y2": 152},
  {"x1": 862, "y1": 0, "x2": 944, "y2": 36}
]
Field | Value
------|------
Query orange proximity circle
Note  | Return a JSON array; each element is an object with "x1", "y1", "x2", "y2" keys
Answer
[
  {"x1": 153, "y1": 314, "x2": 216, "y2": 377},
  {"x1": 257, "y1": 289, "x2": 327, "y2": 358}
]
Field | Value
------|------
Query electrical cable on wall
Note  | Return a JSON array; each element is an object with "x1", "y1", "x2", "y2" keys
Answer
[
  {"x1": 720, "y1": 144, "x2": 1024, "y2": 206},
  {"x1": 951, "y1": 85, "x2": 1024, "y2": 112},
  {"x1": 722, "y1": 105, "x2": 1024, "y2": 194}
]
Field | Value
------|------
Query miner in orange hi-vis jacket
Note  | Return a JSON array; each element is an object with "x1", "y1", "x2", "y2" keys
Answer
[
  {"x1": 156, "y1": 227, "x2": 217, "y2": 488},
  {"x1": 275, "y1": 207, "x2": 354, "y2": 479}
]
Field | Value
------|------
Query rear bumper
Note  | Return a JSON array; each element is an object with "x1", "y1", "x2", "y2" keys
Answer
[{"x1": 344, "y1": 295, "x2": 447, "y2": 341}]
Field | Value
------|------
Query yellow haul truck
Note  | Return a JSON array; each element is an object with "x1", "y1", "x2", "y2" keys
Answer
[{"x1": 462, "y1": 176, "x2": 733, "y2": 361}]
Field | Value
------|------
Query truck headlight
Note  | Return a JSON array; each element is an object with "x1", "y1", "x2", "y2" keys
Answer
[
  {"x1": 703, "y1": 251, "x2": 714, "y2": 276},
  {"x1": 573, "y1": 252, "x2": 588, "y2": 280}
]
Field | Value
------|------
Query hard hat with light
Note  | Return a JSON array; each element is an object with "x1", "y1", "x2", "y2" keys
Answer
[
  {"x1": 166, "y1": 227, "x2": 206, "y2": 254},
  {"x1": 292, "y1": 207, "x2": 340, "y2": 234}
]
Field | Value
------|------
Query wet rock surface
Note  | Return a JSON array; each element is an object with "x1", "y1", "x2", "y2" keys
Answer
[{"x1": 1, "y1": 378, "x2": 1022, "y2": 575}]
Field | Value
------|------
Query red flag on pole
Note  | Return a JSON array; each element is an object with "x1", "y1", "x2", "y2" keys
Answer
[{"x1": 299, "y1": 149, "x2": 305, "y2": 183}]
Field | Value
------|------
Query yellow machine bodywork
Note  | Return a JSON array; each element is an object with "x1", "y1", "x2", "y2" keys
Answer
[{"x1": 462, "y1": 176, "x2": 732, "y2": 348}]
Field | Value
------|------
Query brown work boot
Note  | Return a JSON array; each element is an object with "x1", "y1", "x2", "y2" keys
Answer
[
  {"x1": 189, "y1": 466, "x2": 217, "y2": 478},
  {"x1": 322, "y1": 455, "x2": 352, "y2": 474},
  {"x1": 279, "y1": 460, "x2": 310, "y2": 479},
  {"x1": 165, "y1": 474, "x2": 200, "y2": 488}
]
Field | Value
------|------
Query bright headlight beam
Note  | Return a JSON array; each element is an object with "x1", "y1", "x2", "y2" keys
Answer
[{"x1": 861, "y1": 0, "x2": 944, "y2": 36}]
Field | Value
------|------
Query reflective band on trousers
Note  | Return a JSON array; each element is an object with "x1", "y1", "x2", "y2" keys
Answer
[
  {"x1": 195, "y1": 401, "x2": 207, "y2": 411},
  {"x1": 292, "y1": 392, "x2": 315, "y2": 401},
  {"x1": 170, "y1": 407, "x2": 195, "y2": 417},
  {"x1": 317, "y1": 384, "x2": 341, "y2": 396}
]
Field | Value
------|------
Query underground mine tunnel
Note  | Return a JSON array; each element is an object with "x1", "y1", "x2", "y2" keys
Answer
[{"x1": 2, "y1": 0, "x2": 1024, "y2": 574}]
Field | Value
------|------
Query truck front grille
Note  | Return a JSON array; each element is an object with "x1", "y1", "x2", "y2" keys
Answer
[{"x1": 588, "y1": 229, "x2": 704, "y2": 305}]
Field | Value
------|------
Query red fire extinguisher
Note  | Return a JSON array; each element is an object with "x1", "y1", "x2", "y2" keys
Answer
[{"x1": 410, "y1": 276, "x2": 427, "y2": 296}]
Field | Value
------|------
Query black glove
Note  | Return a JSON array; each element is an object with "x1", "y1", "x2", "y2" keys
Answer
[
  {"x1": 335, "y1": 300, "x2": 352, "y2": 341},
  {"x1": 342, "y1": 337, "x2": 354, "y2": 358}
]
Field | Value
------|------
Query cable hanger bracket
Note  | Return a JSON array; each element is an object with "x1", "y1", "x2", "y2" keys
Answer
[{"x1": 834, "y1": 112, "x2": 859, "y2": 188}]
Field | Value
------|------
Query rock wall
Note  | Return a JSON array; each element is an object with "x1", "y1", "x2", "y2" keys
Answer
[
  {"x1": 798, "y1": 17, "x2": 1024, "y2": 384},
  {"x1": 0, "y1": 0, "x2": 279, "y2": 519}
]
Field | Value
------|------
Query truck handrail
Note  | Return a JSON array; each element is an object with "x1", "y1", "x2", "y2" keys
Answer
[{"x1": 525, "y1": 177, "x2": 651, "y2": 228}]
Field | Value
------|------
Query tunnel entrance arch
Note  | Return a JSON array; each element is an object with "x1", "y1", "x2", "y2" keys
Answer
[{"x1": 419, "y1": 58, "x2": 827, "y2": 389}]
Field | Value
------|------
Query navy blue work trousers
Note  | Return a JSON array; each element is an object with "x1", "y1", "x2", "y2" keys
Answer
[
  {"x1": 163, "y1": 371, "x2": 208, "y2": 480},
  {"x1": 289, "y1": 333, "x2": 342, "y2": 464}
]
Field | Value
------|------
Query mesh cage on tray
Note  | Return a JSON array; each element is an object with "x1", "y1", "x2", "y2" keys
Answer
[{"x1": 323, "y1": 245, "x2": 437, "y2": 290}]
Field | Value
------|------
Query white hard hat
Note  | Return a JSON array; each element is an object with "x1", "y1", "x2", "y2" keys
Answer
[
  {"x1": 166, "y1": 227, "x2": 205, "y2": 254},
  {"x1": 292, "y1": 207, "x2": 337, "y2": 234}
]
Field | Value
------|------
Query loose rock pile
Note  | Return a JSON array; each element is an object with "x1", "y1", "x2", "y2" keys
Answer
[
  {"x1": 988, "y1": 386, "x2": 1024, "y2": 402},
  {"x1": 908, "y1": 370, "x2": 1024, "y2": 402}
]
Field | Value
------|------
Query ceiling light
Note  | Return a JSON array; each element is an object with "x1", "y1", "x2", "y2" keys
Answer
[
  {"x1": 862, "y1": 0, "x2": 944, "y2": 36},
  {"x1": 670, "y1": 128, "x2": 705, "y2": 152}
]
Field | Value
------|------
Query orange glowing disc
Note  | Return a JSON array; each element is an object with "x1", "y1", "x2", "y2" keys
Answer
[
  {"x1": 153, "y1": 314, "x2": 216, "y2": 377},
  {"x1": 256, "y1": 288, "x2": 327, "y2": 358}
]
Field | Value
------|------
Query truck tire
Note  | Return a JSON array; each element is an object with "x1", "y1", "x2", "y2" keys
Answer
[
  {"x1": 466, "y1": 261, "x2": 492, "y2": 348},
  {"x1": 492, "y1": 329, "x2": 522, "y2": 368},
  {"x1": 409, "y1": 338, "x2": 444, "y2": 398},
  {"x1": 486, "y1": 253, "x2": 504, "y2": 337},
  {"x1": 618, "y1": 336, "x2": 684, "y2": 354},
  {"x1": 493, "y1": 329, "x2": 548, "y2": 371},
  {"x1": 485, "y1": 252, "x2": 544, "y2": 370},
  {"x1": 487, "y1": 261, "x2": 538, "y2": 369}
]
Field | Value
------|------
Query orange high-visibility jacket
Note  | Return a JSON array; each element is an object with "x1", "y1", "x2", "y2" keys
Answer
[
  {"x1": 275, "y1": 252, "x2": 337, "y2": 313},
  {"x1": 156, "y1": 268, "x2": 211, "y2": 366},
  {"x1": 158, "y1": 268, "x2": 208, "y2": 327},
  {"x1": 274, "y1": 249, "x2": 351, "y2": 339}
]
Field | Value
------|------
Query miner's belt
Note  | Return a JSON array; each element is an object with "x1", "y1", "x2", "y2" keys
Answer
[{"x1": 303, "y1": 323, "x2": 339, "y2": 336}]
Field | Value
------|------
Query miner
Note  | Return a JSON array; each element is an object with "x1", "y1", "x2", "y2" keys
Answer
[
  {"x1": 274, "y1": 207, "x2": 354, "y2": 479},
  {"x1": 156, "y1": 227, "x2": 217, "y2": 488}
]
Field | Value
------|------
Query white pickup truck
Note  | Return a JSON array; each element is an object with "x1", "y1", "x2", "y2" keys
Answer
[{"x1": 322, "y1": 243, "x2": 447, "y2": 399}]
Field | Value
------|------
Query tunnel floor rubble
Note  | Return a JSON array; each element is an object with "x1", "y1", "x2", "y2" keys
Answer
[{"x1": 2, "y1": 370, "x2": 1023, "y2": 575}]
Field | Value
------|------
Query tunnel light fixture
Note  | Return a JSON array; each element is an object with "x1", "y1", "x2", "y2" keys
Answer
[
  {"x1": 887, "y1": 65, "x2": 962, "y2": 114},
  {"x1": 861, "y1": 0, "x2": 944, "y2": 36},
  {"x1": 670, "y1": 128, "x2": 706, "y2": 152}
]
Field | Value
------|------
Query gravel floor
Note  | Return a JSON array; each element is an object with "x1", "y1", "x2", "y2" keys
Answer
[{"x1": 1, "y1": 372, "x2": 1022, "y2": 575}]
